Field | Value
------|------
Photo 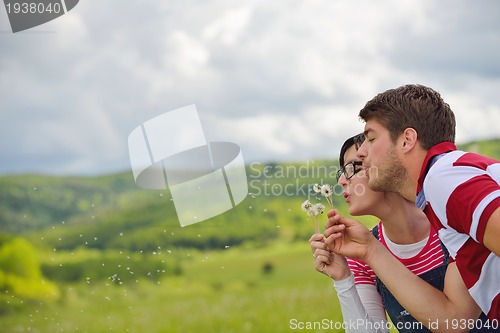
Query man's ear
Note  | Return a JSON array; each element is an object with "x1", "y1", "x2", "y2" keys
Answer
[{"x1": 401, "y1": 128, "x2": 418, "y2": 152}]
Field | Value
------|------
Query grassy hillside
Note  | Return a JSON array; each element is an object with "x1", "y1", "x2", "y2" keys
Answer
[
  {"x1": 457, "y1": 138, "x2": 500, "y2": 158},
  {"x1": 1, "y1": 242, "x2": 347, "y2": 333},
  {"x1": 0, "y1": 160, "x2": 363, "y2": 252},
  {"x1": 0, "y1": 172, "x2": 138, "y2": 234},
  {"x1": 0, "y1": 138, "x2": 498, "y2": 332},
  {"x1": 0, "y1": 159, "x2": 359, "y2": 332}
]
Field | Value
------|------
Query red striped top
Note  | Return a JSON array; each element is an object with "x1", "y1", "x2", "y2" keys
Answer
[
  {"x1": 347, "y1": 221, "x2": 446, "y2": 286},
  {"x1": 419, "y1": 143, "x2": 500, "y2": 320}
]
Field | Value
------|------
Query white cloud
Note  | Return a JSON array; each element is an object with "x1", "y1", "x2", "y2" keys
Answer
[
  {"x1": 203, "y1": 7, "x2": 252, "y2": 45},
  {"x1": 165, "y1": 30, "x2": 210, "y2": 78},
  {"x1": 1, "y1": 0, "x2": 499, "y2": 175}
]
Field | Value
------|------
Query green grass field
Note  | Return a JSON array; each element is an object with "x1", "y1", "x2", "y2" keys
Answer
[
  {"x1": 12, "y1": 149, "x2": 496, "y2": 333},
  {"x1": 1, "y1": 241, "x2": 351, "y2": 333}
]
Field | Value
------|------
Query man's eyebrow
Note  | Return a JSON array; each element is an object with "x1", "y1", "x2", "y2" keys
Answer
[{"x1": 363, "y1": 128, "x2": 373, "y2": 137}]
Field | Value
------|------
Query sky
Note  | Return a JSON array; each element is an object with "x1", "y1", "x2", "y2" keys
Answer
[{"x1": 1, "y1": 0, "x2": 500, "y2": 176}]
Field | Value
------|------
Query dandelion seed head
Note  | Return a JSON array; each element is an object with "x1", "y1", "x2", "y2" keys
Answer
[
  {"x1": 301, "y1": 200, "x2": 312, "y2": 213},
  {"x1": 321, "y1": 184, "x2": 333, "y2": 197},
  {"x1": 313, "y1": 183, "x2": 322, "y2": 194},
  {"x1": 314, "y1": 203, "x2": 325, "y2": 214}
]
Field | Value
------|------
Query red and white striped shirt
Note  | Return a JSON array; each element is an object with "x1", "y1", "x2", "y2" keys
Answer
[
  {"x1": 419, "y1": 142, "x2": 500, "y2": 320},
  {"x1": 347, "y1": 221, "x2": 446, "y2": 286}
]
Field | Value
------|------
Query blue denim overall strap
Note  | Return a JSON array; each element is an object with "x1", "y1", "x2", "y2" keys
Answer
[
  {"x1": 372, "y1": 225, "x2": 441, "y2": 333},
  {"x1": 371, "y1": 225, "x2": 494, "y2": 332}
]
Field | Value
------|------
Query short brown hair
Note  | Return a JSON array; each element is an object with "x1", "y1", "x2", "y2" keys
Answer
[{"x1": 358, "y1": 84, "x2": 456, "y2": 150}]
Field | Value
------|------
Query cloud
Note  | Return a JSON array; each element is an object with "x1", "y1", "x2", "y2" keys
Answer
[{"x1": 1, "y1": 0, "x2": 499, "y2": 175}]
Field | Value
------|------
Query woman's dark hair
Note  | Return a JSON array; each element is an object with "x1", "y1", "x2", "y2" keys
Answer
[{"x1": 339, "y1": 133, "x2": 365, "y2": 166}]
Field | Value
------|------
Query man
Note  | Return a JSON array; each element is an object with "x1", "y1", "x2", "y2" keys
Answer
[{"x1": 325, "y1": 84, "x2": 499, "y2": 321}]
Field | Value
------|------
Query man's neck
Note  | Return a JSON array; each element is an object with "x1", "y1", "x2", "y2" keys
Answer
[
  {"x1": 378, "y1": 196, "x2": 430, "y2": 244},
  {"x1": 401, "y1": 148, "x2": 428, "y2": 203}
]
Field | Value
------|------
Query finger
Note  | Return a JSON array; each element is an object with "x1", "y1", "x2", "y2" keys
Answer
[
  {"x1": 326, "y1": 208, "x2": 339, "y2": 218},
  {"x1": 314, "y1": 252, "x2": 332, "y2": 265},
  {"x1": 324, "y1": 223, "x2": 345, "y2": 238},
  {"x1": 325, "y1": 212, "x2": 342, "y2": 229},
  {"x1": 310, "y1": 240, "x2": 328, "y2": 251},
  {"x1": 308, "y1": 233, "x2": 324, "y2": 243},
  {"x1": 338, "y1": 216, "x2": 358, "y2": 228},
  {"x1": 311, "y1": 242, "x2": 330, "y2": 257},
  {"x1": 316, "y1": 256, "x2": 331, "y2": 266},
  {"x1": 324, "y1": 232, "x2": 343, "y2": 246},
  {"x1": 315, "y1": 249, "x2": 331, "y2": 258}
]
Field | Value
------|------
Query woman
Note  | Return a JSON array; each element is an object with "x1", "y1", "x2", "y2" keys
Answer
[{"x1": 310, "y1": 133, "x2": 486, "y2": 333}]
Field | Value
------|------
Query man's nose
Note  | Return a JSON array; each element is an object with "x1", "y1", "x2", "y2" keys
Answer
[{"x1": 357, "y1": 140, "x2": 367, "y2": 160}]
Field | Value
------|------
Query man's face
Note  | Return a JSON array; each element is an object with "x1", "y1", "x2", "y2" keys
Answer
[{"x1": 357, "y1": 119, "x2": 408, "y2": 194}]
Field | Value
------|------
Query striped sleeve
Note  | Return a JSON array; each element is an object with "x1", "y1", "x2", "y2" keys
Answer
[
  {"x1": 346, "y1": 257, "x2": 376, "y2": 286},
  {"x1": 425, "y1": 152, "x2": 500, "y2": 242},
  {"x1": 424, "y1": 151, "x2": 500, "y2": 319}
]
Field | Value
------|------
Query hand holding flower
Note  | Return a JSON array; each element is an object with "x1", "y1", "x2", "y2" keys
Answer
[
  {"x1": 309, "y1": 233, "x2": 350, "y2": 280},
  {"x1": 324, "y1": 209, "x2": 378, "y2": 262}
]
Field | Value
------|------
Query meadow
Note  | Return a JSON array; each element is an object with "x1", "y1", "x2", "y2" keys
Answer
[
  {"x1": 1, "y1": 138, "x2": 498, "y2": 333},
  {"x1": 1, "y1": 241, "x2": 350, "y2": 333}
]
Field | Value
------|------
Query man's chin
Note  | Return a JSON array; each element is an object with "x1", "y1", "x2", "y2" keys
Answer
[{"x1": 367, "y1": 178, "x2": 386, "y2": 193}]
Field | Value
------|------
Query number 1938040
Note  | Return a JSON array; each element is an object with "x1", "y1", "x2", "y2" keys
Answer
[{"x1": 5, "y1": 2, "x2": 62, "y2": 14}]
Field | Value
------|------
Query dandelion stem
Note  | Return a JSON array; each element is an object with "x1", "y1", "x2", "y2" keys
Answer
[{"x1": 314, "y1": 219, "x2": 320, "y2": 234}]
